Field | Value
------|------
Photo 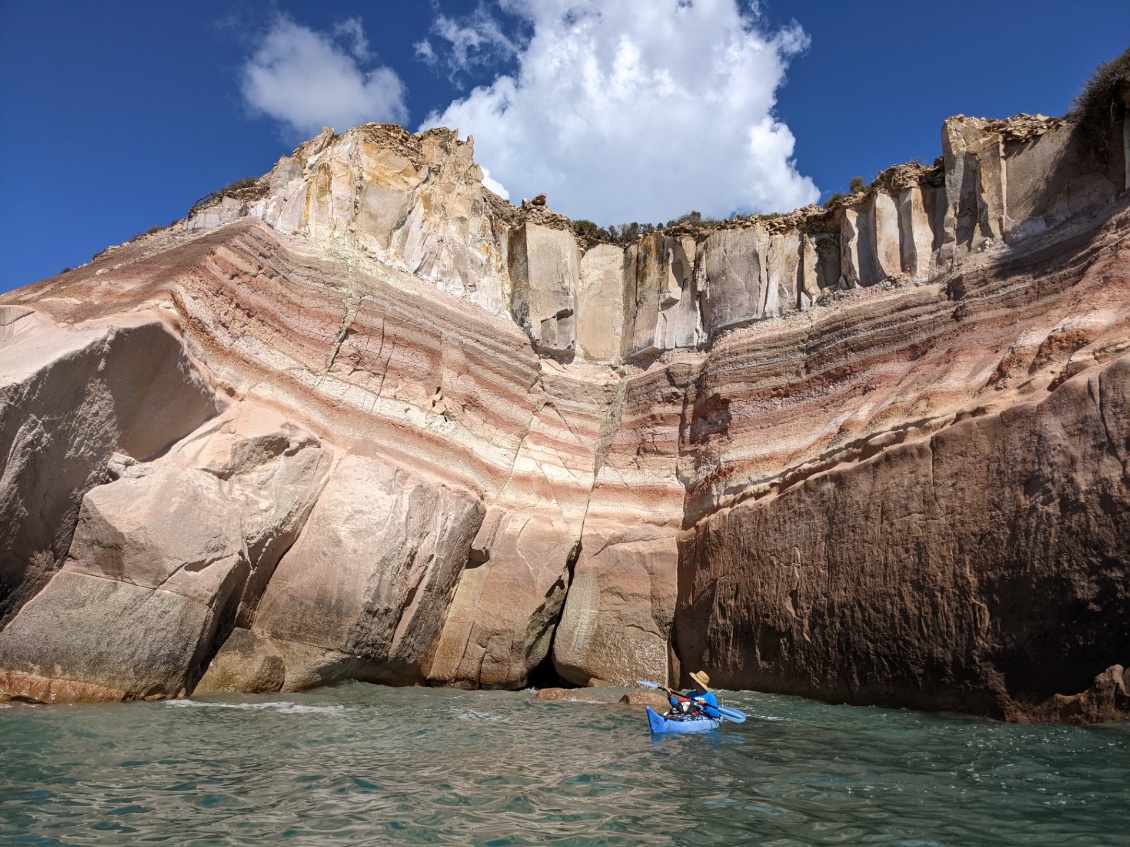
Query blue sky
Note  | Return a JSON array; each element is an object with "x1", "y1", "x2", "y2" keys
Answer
[{"x1": 1, "y1": 1, "x2": 1127, "y2": 293}]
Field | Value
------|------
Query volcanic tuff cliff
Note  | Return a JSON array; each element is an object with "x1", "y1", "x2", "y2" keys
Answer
[{"x1": 1, "y1": 91, "x2": 1128, "y2": 721}]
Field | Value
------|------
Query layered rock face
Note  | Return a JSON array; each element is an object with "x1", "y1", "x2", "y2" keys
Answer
[{"x1": 1, "y1": 111, "x2": 1127, "y2": 721}]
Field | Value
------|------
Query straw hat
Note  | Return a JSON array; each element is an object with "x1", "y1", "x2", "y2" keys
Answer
[{"x1": 689, "y1": 670, "x2": 711, "y2": 691}]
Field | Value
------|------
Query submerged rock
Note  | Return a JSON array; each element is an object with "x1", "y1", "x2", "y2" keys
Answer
[
  {"x1": 534, "y1": 687, "x2": 605, "y2": 704},
  {"x1": 618, "y1": 691, "x2": 670, "y2": 709}
]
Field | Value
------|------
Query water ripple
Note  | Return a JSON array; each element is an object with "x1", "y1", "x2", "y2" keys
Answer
[{"x1": 1, "y1": 686, "x2": 1127, "y2": 846}]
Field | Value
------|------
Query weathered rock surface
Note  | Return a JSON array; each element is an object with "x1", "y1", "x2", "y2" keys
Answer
[
  {"x1": 553, "y1": 520, "x2": 677, "y2": 688},
  {"x1": 170, "y1": 404, "x2": 335, "y2": 626},
  {"x1": 194, "y1": 628, "x2": 286, "y2": 695},
  {"x1": 426, "y1": 507, "x2": 577, "y2": 689},
  {"x1": 0, "y1": 401, "x2": 333, "y2": 701},
  {"x1": 676, "y1": 353, "x2": 1130, "y2": 720},
  {"x1": 0, "y1": 105, "x2": 1127, "y2": 721},
  {"x1": 0, "y1": 312, "x2": 221, "y2": 628},
  {"x1": 192, "y1": 126, "x2": 514, "y2": 317},
  {"x1": 250, "y1": 454, "x2": 484, "y2": 690},
  {"x1": 0, "y1": 465, "x2": 248, "y2": 699},
  {"x1": 1027, "y1": 664, "x2": 1130, "y2": 723}
]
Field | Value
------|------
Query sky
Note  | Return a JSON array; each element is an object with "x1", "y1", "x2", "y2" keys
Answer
[{"x1": 1, "y1": 1, "x2": 1127, "y2": 293}]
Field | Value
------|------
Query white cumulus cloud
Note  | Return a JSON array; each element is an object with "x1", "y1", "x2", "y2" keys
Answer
[
  {"x1": 421, "y1": 0, "x2": 818, "y2": 224},
  {"x1": 242, "y1": 16, "x2": 408, "y2": 137}
]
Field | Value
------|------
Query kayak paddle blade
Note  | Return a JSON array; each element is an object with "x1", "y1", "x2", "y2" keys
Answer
[{"x1": 718, "y1": 706, "x2": 746, "y2": 723}]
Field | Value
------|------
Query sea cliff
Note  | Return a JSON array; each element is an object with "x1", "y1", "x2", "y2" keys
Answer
[{"x1": 1, "y1": 92, "x2": 1127, "y2": 721}]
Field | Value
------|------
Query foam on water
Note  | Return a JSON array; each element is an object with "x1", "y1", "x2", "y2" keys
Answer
[
  {"x1": 163, "y1": 699, "x2": 347, "y2": 715},
  {"x1": 455, "y1": 709, "x2": 509, "y2": 722},
  {"x1": 2, "y1": 684, "x2": 1127, "y2": 847}
]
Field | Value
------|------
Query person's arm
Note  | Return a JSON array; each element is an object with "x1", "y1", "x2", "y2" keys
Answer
[{"x1": 701, "y1": 692, "x2": 720, "y2": 718}]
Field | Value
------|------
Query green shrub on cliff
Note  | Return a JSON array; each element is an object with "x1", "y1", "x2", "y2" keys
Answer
[
  {"x1": 823, "y1": 192, "x2": 848, "y2": 210},
  {"x1": 221, "y1": 177, "x2": 261, "y2": 193},
  {"x1": 1073, "y1": 45, "x2": 1130, "y2": 160},
  {"x1": 189, "y1": 176, "x2": 266, "y2": 217},
  {"x1": 574, "y1": 219, "x2": 661, "y2": 244},
  {"x1": 572, "y1": 211, "x2": 726, "y2": 244},
  {"x1": 665, "y1": 211, "x2": 720, "y2": 229},
  {"x1": 573, "y1": 219, "x2": 602, "y2": 239}
]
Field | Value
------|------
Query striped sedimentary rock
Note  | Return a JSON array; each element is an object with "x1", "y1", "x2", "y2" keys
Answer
[{"x1": 1, "y1": 110, "x2": 1127, "y2": 721}]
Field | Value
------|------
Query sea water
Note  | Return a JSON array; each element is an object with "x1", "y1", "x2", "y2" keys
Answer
[{"x1": 1, "y1": 684, "x2": 1126, "y2": 846}]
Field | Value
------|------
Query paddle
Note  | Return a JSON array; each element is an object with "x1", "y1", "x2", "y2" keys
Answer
[{"x1": 636, "y1": 680, "x2": 747, "y2": 723}]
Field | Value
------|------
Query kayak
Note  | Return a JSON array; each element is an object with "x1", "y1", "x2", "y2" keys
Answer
[{"x1": 646, "y1": 706, "x2": 721, "y2": 733}]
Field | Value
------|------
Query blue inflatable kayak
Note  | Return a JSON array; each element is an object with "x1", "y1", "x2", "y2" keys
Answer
[{"x1": 646, "y1": 706, "x2": 721, "y2": 733}]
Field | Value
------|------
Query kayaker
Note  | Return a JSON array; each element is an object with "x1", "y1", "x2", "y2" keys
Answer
[{"x1": 665, "y1": 671, "x2": 720, "y2": 719}]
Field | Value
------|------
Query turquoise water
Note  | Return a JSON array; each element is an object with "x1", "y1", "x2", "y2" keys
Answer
[{"x1": 1, "y1": 684, "x2": 1127, "y2": 847}]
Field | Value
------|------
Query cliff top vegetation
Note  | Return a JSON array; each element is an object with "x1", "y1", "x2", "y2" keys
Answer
[{"x1": 1073, "y1": 44, "x2": 1130, "y2": 160}]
